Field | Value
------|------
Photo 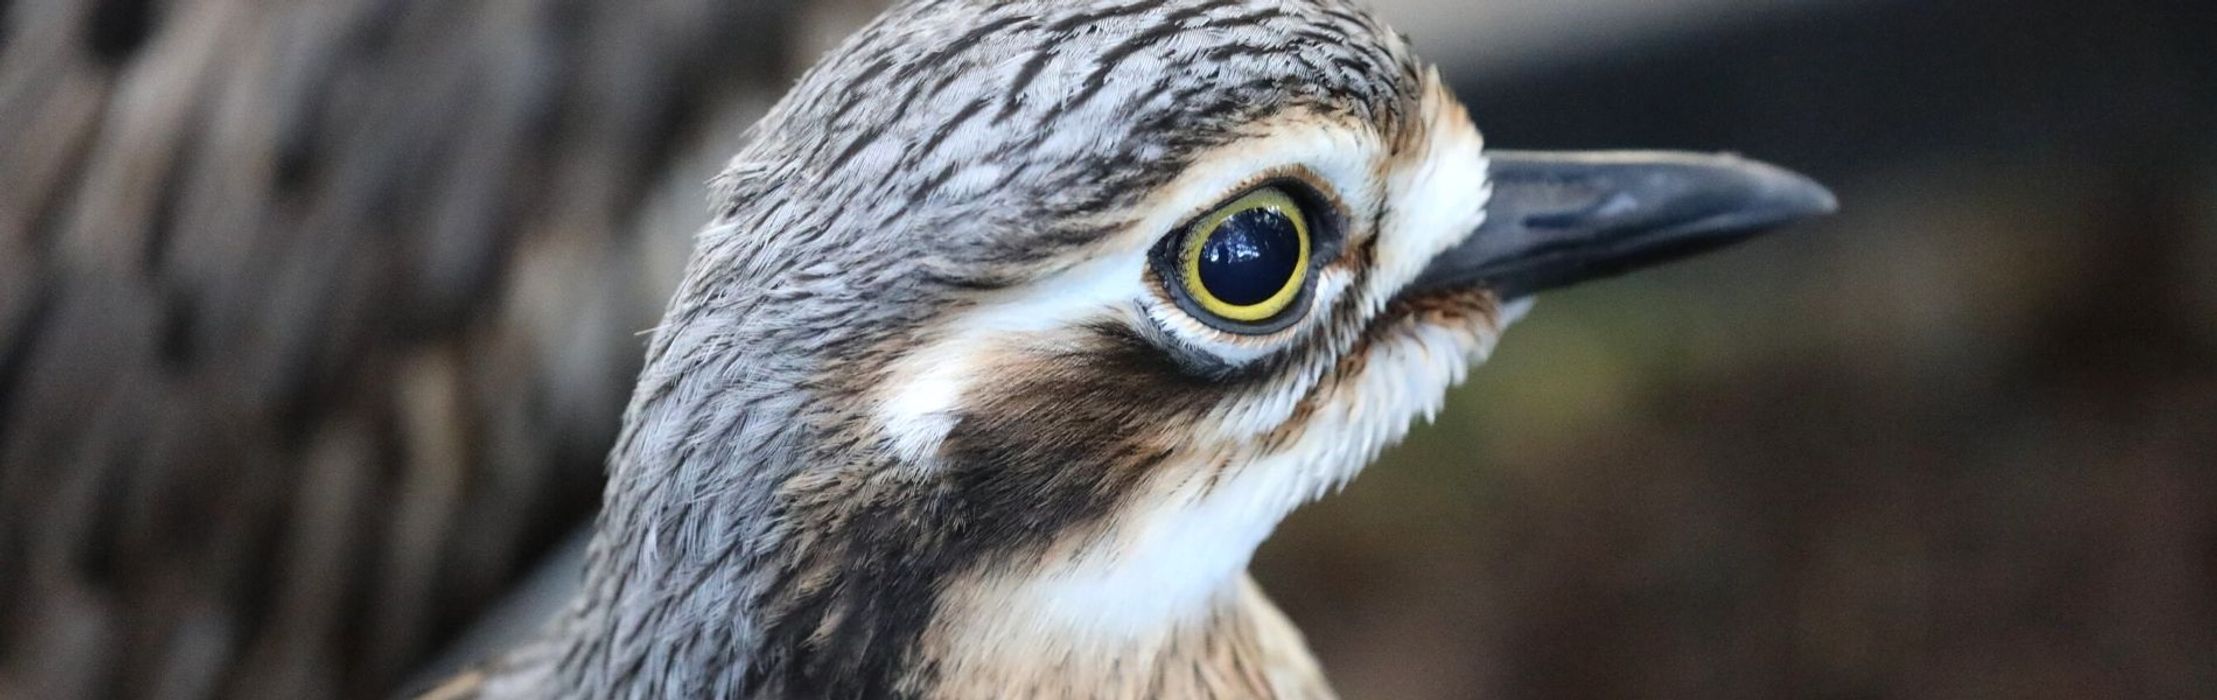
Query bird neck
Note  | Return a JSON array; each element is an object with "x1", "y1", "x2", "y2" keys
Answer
[
  {"x1": 509, "y1": 280, "x2": 1338, "y2": 696},
  {"x1": 516, "y1": 461, "x2": 1336, "y2": 699},
  {"x1": 540, "y1": 462, "x2": 1334, "y2": 698},
  {"x1": 506, "y1": 408, "x2": 1342, "y2": 699},
  {"x1": 920, "y1": 577, "x2": 1334, "y2": 699}
]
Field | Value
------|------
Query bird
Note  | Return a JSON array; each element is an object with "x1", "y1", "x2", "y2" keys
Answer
[{"x1": 428, "y1": 0, "x2": 1835, "y2": 697}]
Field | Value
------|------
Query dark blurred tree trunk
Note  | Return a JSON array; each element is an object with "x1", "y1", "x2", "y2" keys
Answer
[{"x1": 0, "y1": 0, "x2": 874, "y2": 697}]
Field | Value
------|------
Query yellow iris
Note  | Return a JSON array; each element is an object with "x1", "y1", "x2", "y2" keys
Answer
[{"x1": 1179, "y1": 187, "x2": 1311, "y2": 323}]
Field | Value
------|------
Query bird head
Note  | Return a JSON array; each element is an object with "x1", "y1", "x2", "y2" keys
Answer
[{"x1": 569, "y1": 0, "x2": 1833, "y2": 695}]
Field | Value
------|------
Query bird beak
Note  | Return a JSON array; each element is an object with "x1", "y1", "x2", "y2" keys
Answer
[{"x1": 1412, "y1": 150, "x2": 1837, "y2": 300}]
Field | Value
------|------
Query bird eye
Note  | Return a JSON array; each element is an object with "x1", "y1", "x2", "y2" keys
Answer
[{"x1": 1173, "y1": 187, "x2": 1313, "y2": 328}]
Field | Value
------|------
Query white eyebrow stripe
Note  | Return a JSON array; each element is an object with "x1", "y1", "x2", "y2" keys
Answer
[{"x1": 875, "y1": 250, "x2": 1149, "y2": 466}]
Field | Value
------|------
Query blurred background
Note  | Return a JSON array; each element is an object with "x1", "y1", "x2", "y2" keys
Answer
[{"x1": 0, "y1": 0, "x2": 2210, "y2": 698}]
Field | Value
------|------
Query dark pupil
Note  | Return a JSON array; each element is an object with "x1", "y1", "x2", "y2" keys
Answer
[{"x1": 1196, "y1": 207, "x2": 1302, "y2": 307}]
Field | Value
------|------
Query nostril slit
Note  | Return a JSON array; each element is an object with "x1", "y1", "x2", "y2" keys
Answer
[{"x1": 85, "y1": 0, "x2": 156, "y2": 66}]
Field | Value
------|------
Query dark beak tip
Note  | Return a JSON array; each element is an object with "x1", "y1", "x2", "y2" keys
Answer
[
  {"x1": 1742, "y1": 157, "x2": 1840, "y2": 220},
  {"x1": 1654, "y1": 154, "x2": 1840, "y2": 238},
  {"x1": 1426, "y1": 150, "x2": 1841, "y2": 298},
  {"x1": 1803, "y1": 184, "x2": 1842, "y2": 217}
]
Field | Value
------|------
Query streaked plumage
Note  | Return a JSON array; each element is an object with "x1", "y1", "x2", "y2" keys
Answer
[{"x1": 446, "y1": 1, "x2": 1834, "y2": 698}]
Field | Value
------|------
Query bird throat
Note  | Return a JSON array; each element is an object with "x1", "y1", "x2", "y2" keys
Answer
[
  {"x1": 912, "y1": 460, "x2": 1328, "y2": 696},
  {"x1": 752, "y1": 450, "x2": 1335, "y2": 698},
  {"x1": 921, "y1": 577, "x2": 1332, "y2": 699}
]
